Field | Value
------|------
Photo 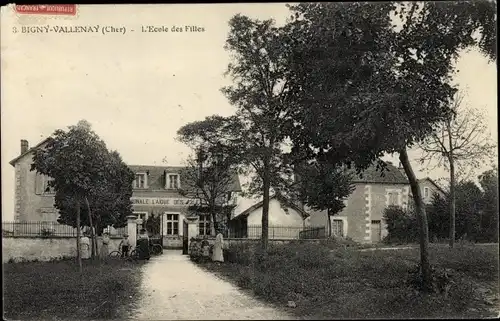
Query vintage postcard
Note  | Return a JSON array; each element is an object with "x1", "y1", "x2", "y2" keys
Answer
[{"x1": 1, "y1": 3, "x2": 498, "y2": 320}]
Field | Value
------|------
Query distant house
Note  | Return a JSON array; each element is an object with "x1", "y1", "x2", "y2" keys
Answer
[
  {"x1": 229, "y1": 194, "x2": 311, "y2": 239},
  {"x1": 307, "y1": 162, "x2": 410, "y2": 244},
  {"x1": 416, "y1": 177, "x2": 447, "y2": 204}
]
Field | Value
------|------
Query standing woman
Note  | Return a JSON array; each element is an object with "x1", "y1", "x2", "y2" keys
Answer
[
  {"x1": 101, "y1": 231, "x2": 110, "y2": 258},
  {"x1": 212, "y1": 233, "x2": 224, "y2": 263},
  {"x1": 80, "y1": 230, "x2": 91, "y2": 260},
  {"x1": 137, "y1": 228, "x2": 151, "y2": 260}
]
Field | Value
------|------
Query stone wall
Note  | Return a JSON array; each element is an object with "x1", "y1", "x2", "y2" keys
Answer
[
  {"x1": 195, "y1": 237, "x2": 323, "y2": 248},
  {"x1": 2, "y1": 236, "x2": 122, "y2": 263}
]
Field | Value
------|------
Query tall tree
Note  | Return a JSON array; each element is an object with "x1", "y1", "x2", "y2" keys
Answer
[
  {"x1": 221, "y1": 14, "x2": 297, "y2": 249},
  {"x1": 419, "y1": 90, "x2": 496, "y2": 247},
  {"x1": 177, "y1": 117, "x2": 241, "y2": 235},
  {"x1": 56, "y1": 150, "x2": 134, "y2": 236},
  {"x1": 281, "y1": 1, "x2": 496, "y2": 291},
  {"x1": 31, "y1": 120, "x2": 133, "y2": 269}
]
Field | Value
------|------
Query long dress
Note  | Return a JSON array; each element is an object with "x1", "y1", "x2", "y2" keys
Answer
[
  {"x1": 137, "y1": 234, "x2": 151, "y2": 260},
  {"x1": 80, "y1": 236, "x2": 90, "y2": 259},
  {"x1": 101, "y1": 235, "x2": 110, "y2": 258},
  {"x1": 212, "y1": 233, "x2": 224, "y2": 262}
]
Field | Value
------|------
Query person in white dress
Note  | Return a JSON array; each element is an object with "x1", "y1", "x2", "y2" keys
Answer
[
  {"x1": 101, "y1": 232, "x2": 110, "y2": 258},
  {"x1": 212, "y1": 233, "x2": 224, "y2": 262},
  {"x1": 80, "y1": 232, "x2": 91, "y2": 259}
]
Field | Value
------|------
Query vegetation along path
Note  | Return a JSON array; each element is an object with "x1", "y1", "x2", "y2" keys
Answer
[{"x1": 126, "y1": 250, "x2": 295, "y2": 320}]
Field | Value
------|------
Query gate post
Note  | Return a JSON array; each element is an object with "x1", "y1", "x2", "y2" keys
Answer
[
  {"x1": 127, "y1": 215, "x2": 138, "y2": 249},
  {"x1": 183, "y1": 216, "x2": 199, "y2": 254}
]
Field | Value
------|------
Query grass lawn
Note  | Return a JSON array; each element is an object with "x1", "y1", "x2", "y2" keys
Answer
[
  {"x1": 197, "y1": 241, "x2": 499, "y2": 319},
  {"x1": 3, "y1": 257, "x2": 144, "y2": 320}
]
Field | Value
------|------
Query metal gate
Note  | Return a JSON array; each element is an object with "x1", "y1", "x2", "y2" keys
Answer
[{"x1": 182, "y1": 220, "x2": 189, "y2": 255}]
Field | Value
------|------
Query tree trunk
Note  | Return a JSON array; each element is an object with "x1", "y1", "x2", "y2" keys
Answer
[
  {"x1": 399, "y1": 149, "x2": 432, "y2": 291},
  {"x1": 327, "y1": 208, "x2": 332, "y2": 237},
  {"x1": 261, "y1": 164, "x2": 271, "y2": 250},
  {"x1": 84, "y1": 197, "x2": 96, "y2": 259},
  {"x1": 448, "y1": 122, "x2": 456, "y2": 248},
  {"x1": 211, "y1": 210, "x2": 217, "y2": 236},
  {"x1": 95, "y1": 218, "x2": 100, "y2": 258},
  {"x1": 76, "y1": 200, "x2": 82, "y2": 273}
]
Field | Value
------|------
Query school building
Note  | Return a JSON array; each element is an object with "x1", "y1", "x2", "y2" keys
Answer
[{"x1": 9, "y1": 139, "x2": 242, "y2": 248}]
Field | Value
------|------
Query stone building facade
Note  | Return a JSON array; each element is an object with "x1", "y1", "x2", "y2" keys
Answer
[
  {"x1": 307, "y1": 162, "x2": 444, "y2": 243},
  {"x1": 9, "y1": 139, "x2": 241, "y2": 248},
  {"x1": 307, "y1": 164, "x2": 410, "y2": 243}
]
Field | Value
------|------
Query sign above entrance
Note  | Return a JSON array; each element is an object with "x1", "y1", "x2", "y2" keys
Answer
[{"x1": 131, "y1": 197, "x2": 201, "y2": 207}]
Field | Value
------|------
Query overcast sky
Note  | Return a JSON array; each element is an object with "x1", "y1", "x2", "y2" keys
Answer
[{"x1": 1, "y1": 4, "x2": 497, "y2": 220}]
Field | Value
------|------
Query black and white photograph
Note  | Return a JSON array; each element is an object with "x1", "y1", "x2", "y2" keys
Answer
[{"x1": 1, "y1": 2, "x2": 498, "y2": 320}]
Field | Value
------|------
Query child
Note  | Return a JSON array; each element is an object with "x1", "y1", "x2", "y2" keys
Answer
[
  {"x1": 119, "y1": 234, "x2": 130, "y2": 257},
  {"x1": 101, "y1": 231, "x2": 110, "y2": 258}
]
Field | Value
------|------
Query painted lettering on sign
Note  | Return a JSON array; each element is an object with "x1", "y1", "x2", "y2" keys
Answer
[{"x1": 131, "y1": 197, "x2": 201, "y2": 206}]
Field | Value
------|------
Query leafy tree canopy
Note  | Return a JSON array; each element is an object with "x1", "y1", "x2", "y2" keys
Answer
[{"x1": 31, "y1": 121, "x2": 134, "y2": 231}]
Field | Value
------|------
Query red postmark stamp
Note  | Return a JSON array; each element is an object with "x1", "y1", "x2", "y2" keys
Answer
[{"x1": 14, "y1": 4, "x2": 77, "y2": 16}]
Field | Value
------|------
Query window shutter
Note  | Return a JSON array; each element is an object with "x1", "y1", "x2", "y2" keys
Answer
[{"x1": 34, "y1": 173, "x2": 43, "y2": 195}]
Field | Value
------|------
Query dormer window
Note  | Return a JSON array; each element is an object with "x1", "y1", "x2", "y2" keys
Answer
[
  {"x1": 133, "y1": 173, "x2": 148, "y2": 189},
  {"x1": 166, "y1": 173, "x2": 180, "y2": 190}
]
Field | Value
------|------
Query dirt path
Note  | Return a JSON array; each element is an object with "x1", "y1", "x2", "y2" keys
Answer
[{"x1": 125, "y1": 250, "x2": 296, "y2": 320}]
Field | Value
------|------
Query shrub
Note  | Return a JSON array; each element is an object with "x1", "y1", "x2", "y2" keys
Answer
[
  {"x1": 235, "y1": 265, "x2": 253, "y2": 288},
  {"x1": 223, "y1": 242, "x2": 257, "y2": 265},
  {"x1": 319, "y1": 236, "x2": 362, "y2": 249},
  {"x1": 383, "y1": 206, "x2": 419, "y2": 244},
  {"x1": 40, "y1": 228, "x2": 55, "y2": 237},
  {"x1": 406, "y1": 263, "x2": 456, "y2": 295}
]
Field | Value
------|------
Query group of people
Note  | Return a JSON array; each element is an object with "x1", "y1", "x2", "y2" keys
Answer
[
  {"x1": 79, "y1": 228, "x2": 151, "y2": 260},
  {"x1": 79, "y1": 229, "x2": 112, "y2": 259},
  {"x1": 79, "y1": 228, "x2": 225, "y2": 262}
]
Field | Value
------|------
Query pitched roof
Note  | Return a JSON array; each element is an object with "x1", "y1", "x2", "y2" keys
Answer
[
  {"x1": 8, "y1": 139, "x2": 241, "y2": 192},
  {"x1": 233, "y1": 194, "x2": 310, "y2": 220},
  {"x1": 128, "y1": 165, "x2": 242, "y2": 192},
  {"x1": 418, "y1": 177, "x2": 447, "y2": 195},
  {"x1": 351, "y1": 162, "x2": 408, "y2": 184},
  {"x1": 9, "y1": 138, "x2": 50, "y2": 166}
]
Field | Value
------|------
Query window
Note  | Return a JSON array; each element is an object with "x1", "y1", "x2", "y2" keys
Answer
[
  {"x1": 332, "y1": 219, "x2": 344, "y2": 237},
  {"x1": 43, "y1": 176, "x2": 55, "y2": 195},
  {"x1": 165, "y1": 213, "x2": 179, "y2": 235},
  {"x1": 388, "y1": 192, "x2": 399, "y2": 206},
  {"x1": 166, "y1": 174, "x2": 180, "y2": 189},
  {"x1": 424, "y1": 187, "x2": 429, "y2": 198},
  {"x1": 198, "y1": 214, "x2": 210, "y2": 236},
  {"x1": 133, "y1": 173, "x2": 147, "y2": 189}
]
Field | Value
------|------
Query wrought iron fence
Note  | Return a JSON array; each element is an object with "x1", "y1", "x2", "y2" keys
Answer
[
  {"x1": 2, "y1": 221, "x2": 128, "y2": 237},
  {"x1": 299, "y1": 226, "x2": 327, "y2": 239},
  {"x1": 229, "y1": 225, "x2": 309, "y2": 239}
]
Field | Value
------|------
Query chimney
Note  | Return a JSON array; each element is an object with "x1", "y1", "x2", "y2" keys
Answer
[{"x1": 21, "y1": 140, "x2": 29, "y2": 154}]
